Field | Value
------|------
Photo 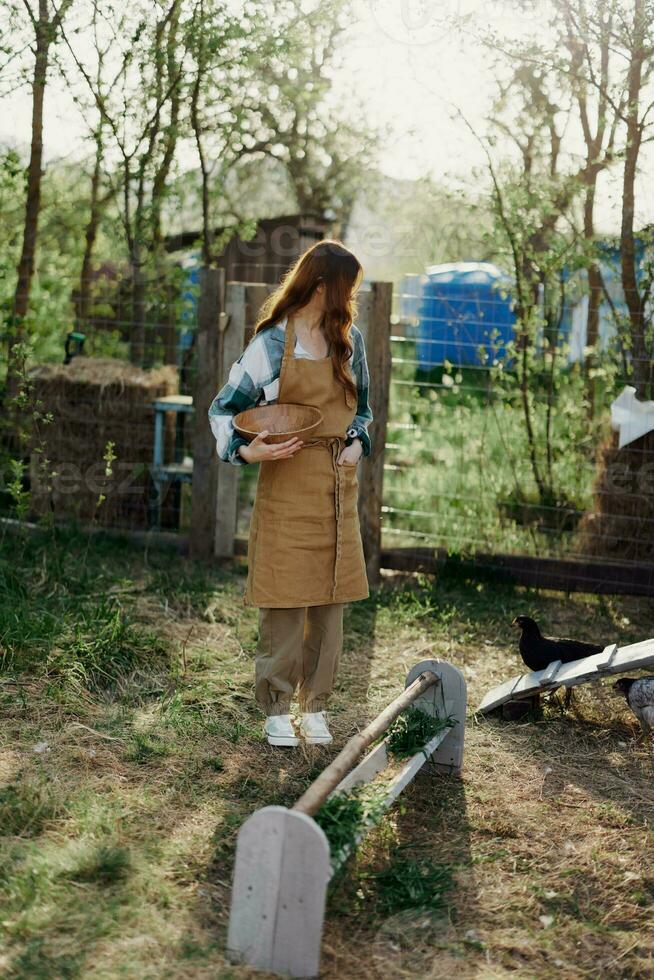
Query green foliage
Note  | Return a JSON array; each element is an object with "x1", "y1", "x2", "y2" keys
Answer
[
  {"x1": 0, "y1": 779, "x2": 62, "y2": 838},
  {"x1": 0, "y1": 528, "x2": 171, "y2": 685},
  {"x1": 66, "y1": 844, "x2": 131, "y2": 885},
  {"x1": 363, "y1": 855, "x2": 453, "y2": 915},
  {"x1": 314, "y1": 786, "x2": 387, "y2": 871},
  {"x1": 125, "y1": 732, "x2": 170, "y2": 764},
  {"x1": 10, "y1": 939, "x2": 82, "y2": 980},
  {"x1": 50, "y1": 598, "x2": 169, "y2": 691},
  {"x1": 386, "y1": 707, "x2": 454, "y2": 760},
  {"x1": 385, "y1": 335, "x2": 610, "y2": 557}
]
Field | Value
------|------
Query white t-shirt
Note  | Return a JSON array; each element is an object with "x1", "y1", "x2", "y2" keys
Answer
[
  {"x1": 294, "y1": 336, "x2": 326, "y2": 360},
  {"x1": 257, "y1": 335, "x2": 324, "y2": 401}
]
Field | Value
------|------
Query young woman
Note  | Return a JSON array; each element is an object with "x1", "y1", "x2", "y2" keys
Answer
[{"x1": 208, "y1": 240, "x2": 372, "y2": 747}]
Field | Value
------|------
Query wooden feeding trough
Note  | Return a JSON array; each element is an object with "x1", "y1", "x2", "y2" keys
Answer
[
  {"x1": 227, "y1": 658, "x2": 466, "y2": 979},
  {"x1": 233, "y1": 403, "x2": 323, "y2": 445}
]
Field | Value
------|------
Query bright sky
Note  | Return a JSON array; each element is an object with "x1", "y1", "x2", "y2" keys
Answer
[{"x1": 3, "y1": 0, "x2": 653, "y2": 234}]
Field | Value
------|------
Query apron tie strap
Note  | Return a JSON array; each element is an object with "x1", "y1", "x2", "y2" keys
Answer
[{"x1": 301, "y1": 436, "x2": 345, "y2": 601}]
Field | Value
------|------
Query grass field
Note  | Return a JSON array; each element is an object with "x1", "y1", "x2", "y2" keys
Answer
[
  {"x1": 383, "y1": 339, "x2": 611, "y2": 559},
  {"x1": 1, "y1": 527, "x2": 653, "y2": 979}
]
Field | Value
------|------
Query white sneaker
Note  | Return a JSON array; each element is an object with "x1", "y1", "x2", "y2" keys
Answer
[
  {"x1": 264, "y1": 714, "x2": 299, "y2": 747},
  {"x1": 299, "y1": 711, "x2": 333, "y2": 745}
]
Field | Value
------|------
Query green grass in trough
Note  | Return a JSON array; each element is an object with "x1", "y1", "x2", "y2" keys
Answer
[
  {"x1": 314, "y1": 786, "x2": 387, "y2": 871},
  {"x1": 385, "y1": 706, "x2": 454, "y2": 760}
]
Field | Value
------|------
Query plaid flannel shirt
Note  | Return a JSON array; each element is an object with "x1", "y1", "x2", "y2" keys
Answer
[{"x1": 208, "y1": 317, "x2": 373, "y2": 466}]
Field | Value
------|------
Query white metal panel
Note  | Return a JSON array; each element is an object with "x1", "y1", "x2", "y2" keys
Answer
[
  {"x1": 227, "y1": 806, "x2": 331, "y2": 979},
  {"x1": 477, "y1": 637, "x2": 654, "y2": 714}
]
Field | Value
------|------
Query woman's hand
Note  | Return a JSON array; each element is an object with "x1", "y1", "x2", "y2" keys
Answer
[
  {"x1": 337, "y1": 437, "x2": 362, "y2": 466},
  {"x1": 238, "y1": 430, "x2": 303, "y2": 463}
]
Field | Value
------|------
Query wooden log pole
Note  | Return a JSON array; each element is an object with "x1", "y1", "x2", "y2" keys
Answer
[
  {"x1": 292, "y1": 669, "x2": 439, "y2": 817},
  {"x1": 190, "y1": 267, "x2": 225, "y2": 560},
  {"x1": 244, "y1": 282, "x2": 272, "y2": 343},
  {"x1": 356, "y1": 281, "x2": 393, "y2": 587},
  {"x1": 214, "y1": 282, "x2": 247, "y2": 558}
]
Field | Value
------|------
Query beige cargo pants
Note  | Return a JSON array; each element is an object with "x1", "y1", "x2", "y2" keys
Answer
[{"x1": 255, "y1": 604, "x2": 344, "y2": 716}]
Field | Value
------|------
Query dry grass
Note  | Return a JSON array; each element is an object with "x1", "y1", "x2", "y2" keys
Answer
[{"x1": 1, "y1": 529, "x2": 653, "y2": 978}]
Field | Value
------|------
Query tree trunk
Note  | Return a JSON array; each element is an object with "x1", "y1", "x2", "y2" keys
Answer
[
  {"x1": 74, "y1": 128, "x2": 106, "y2": 329},
  {"x1": 130, "y1": 251, "x2": 147, "y2": 366},
  {"x1": 621, "y1": 0, "x2": 649, "y2": 393},
  {"x1": 583, "y1": 181, "x2": 603, "y2": 418},
  {"x1": 6, "y1": 0, "x2": 50, "y2": 416}
]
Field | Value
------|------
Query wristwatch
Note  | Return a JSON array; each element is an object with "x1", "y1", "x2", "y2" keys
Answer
[{"x1": 345, "y1": 426, "x2": 359, "y2": 446}]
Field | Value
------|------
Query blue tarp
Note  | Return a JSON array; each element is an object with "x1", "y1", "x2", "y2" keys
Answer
[{"x1": 416, "y1": 262, "x2": 515, "y2": 369}]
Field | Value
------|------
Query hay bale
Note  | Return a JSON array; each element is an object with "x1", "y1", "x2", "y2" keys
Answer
[
  {"x1": 28, "y1": 357, "x2": 179, "y2": 529},
  {"x1": 576, "y1": 428, "x2": 654, "y2": 561}
]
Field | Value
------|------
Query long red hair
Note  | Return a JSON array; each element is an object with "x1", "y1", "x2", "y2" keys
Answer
[{"x1": 255, "y1": 240, "x2": 363, "y2": 401}]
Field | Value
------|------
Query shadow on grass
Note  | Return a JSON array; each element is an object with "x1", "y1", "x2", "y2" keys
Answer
[
  {"x1": 481, "y1": 707, "x2": 654, "y2": 830},
  {"x1": 320, "y1": 771, "x2": 475, "y2": 979}
]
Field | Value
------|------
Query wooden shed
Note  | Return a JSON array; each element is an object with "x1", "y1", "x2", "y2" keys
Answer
[{"x1": 165, "y1": 212, "x2": 331, "y2": 284}]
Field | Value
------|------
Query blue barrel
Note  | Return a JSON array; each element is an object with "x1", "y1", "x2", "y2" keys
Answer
[{"x1": 416, "y1": 262, "x2": 514, "y2": 368}]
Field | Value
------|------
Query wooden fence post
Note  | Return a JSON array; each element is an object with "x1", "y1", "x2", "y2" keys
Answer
[
  {"x1": 357, "y1": 281, "x2": 393, "y2": 587},
  {"x1": 190, "y1": 267, "x2": 225, "y2": 560},
  {"x1": 214, "y1": 282, "x2": 247, "y2": 557},
  {"x1": 244, "y1": 283, "x2": 272, "y2": 345}
]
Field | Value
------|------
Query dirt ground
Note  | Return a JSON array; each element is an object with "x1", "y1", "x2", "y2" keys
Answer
[{"x1": 1, "y1": 532, "x2": 653, "y2": 979}]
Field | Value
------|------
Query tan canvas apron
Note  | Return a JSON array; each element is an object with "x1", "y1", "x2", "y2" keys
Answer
[{"x1": 243, "y1": 318, "x2": 370, "y2": 608}]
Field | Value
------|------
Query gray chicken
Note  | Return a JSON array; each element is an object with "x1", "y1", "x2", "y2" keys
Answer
[{"x1": 613, "y1": 677, "x2": 654, "y2": 735}]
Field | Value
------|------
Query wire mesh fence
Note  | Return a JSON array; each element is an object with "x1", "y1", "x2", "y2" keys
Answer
[
  {"x1": 382, "y1": 269, "x2": 654, "y2": 586},
  {"x1": 4, "y1": 269, "x2": 200, "y2": 534},
  {"x1": 4, "y1": 247, "x2": 654, "y2": 594}
]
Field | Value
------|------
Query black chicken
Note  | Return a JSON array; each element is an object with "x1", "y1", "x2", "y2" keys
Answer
[
  {"x1": 511, "y1": 615, "x2": 604, "y2": 672},
  {"x1": 613, "y1": 677, "x2": 654, "y2": 735}
]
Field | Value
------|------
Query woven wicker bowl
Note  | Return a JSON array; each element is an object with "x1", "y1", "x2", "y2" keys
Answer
[{"x1": 233, "y1": 403, "x2": 323, "y2": 445}]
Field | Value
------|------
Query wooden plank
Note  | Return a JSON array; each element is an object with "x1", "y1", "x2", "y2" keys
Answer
[
  {"x1": 270, "y1": 811, "x2": 331, "y2": 978},
  {"x1": 227, "y1": 805, "x2": 288, "y2": 970},
  {"x1": 215, "y1": 282, "x2": 247, "y2": 558},
  {"x1": 380, "y1": 547, "x2": 654, "y2": 598},
  {"x1": 333, "y1": 741, "x2": 388, "y2": 795},
  {"x1": 538, "y1": 660, "x2": 562, "y2": 686},
  {"x1": 228, "y1": 806, "x2": 330, "y2": 978},
  {"x1": 406, "y1": 659, "x2": 466, "y2": 773},
  {"x1": 244, "y1": 282, "x2": 272, "y2": 343},
  {"x1": 477, "y1": 675, "x2": 524, "y2": 713},
  {"x1": 596, "y1": 643, "x2": 619, "y2": 672},
  {"x1": 478, "y1": 638, "x2": 654, "y2": 712},
  {"x1": 554, "y1": 652, "x2": 619, "y2": 687},
  {"x1": 190, "y1": 267, "x2": 224, "y2": 560},
  {"x1": 610, "y1": 639, "x2": 654, "y2": 672},
  {"x1": 357, "y1": 282, "x2": 393, "y2": 587}
]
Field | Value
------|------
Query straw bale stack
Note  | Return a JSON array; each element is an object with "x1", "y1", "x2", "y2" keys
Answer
[
  {"x1": 577, "y1": 428, "x2": 654, "y2": 561},
  {"x1": 28, "y1": 357, "x2": 178, "y2": 528}
]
